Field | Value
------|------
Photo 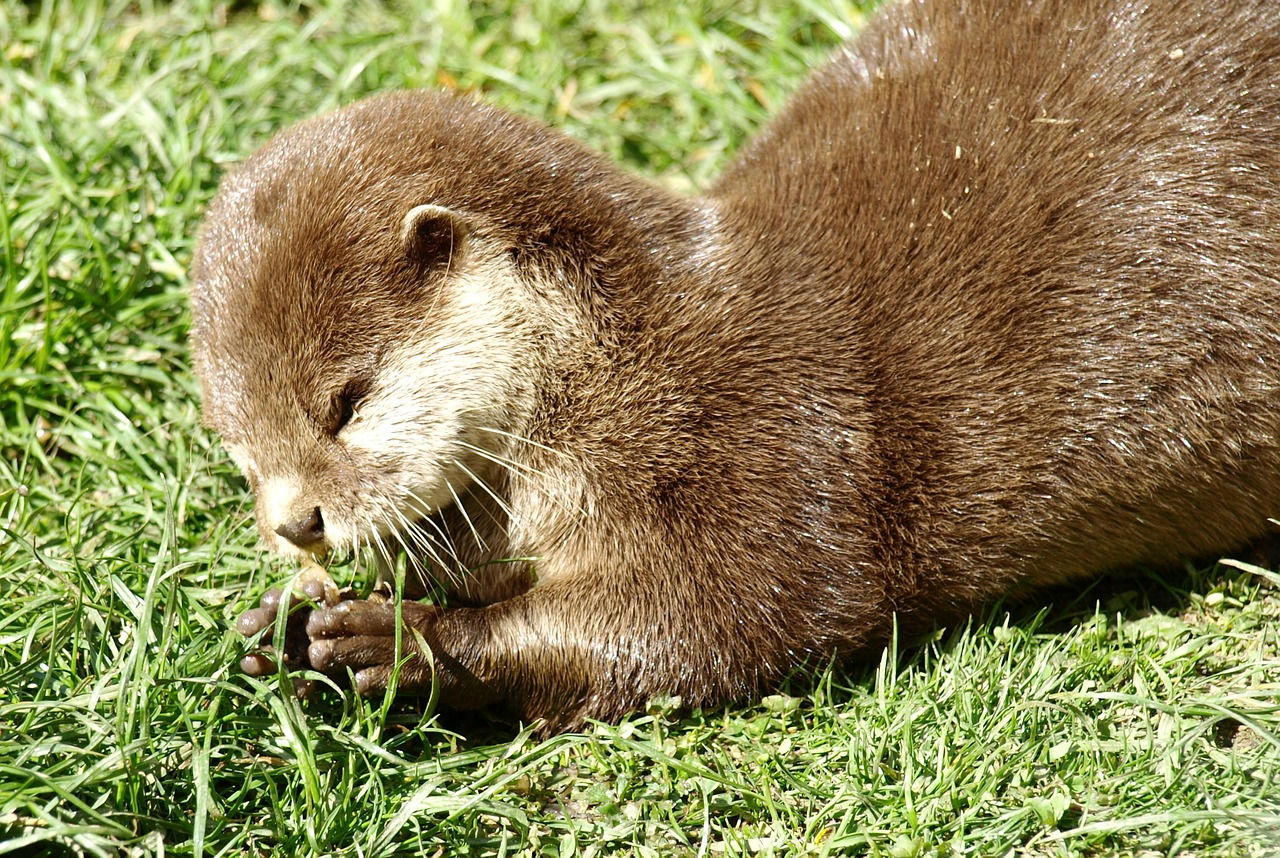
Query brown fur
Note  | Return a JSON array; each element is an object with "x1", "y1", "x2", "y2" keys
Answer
[{"x1": 191, "y1": 0, "x2": 1280, "y2": 731}]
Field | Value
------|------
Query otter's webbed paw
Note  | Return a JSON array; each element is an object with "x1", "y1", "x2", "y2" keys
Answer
[
  {"x1": 305, "y1": 599, "x2": 443, "y2": 696},
  {"x1": 235, "y1": 578, "x2": 365, "y2": 695}
]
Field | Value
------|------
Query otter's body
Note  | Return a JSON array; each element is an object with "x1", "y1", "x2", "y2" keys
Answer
[{"x1": 192, "y1": 0, "x2": 1280, "y2": 729}]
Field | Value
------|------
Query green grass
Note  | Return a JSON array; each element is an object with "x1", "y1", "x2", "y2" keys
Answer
[{"x1": 2, "y1": 0, "x2": 1278, "y2": 855}]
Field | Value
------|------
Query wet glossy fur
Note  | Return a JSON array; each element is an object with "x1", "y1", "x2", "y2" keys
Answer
[{"x1": 191, "y1": 0, "x2": 1280, "y2": 730}]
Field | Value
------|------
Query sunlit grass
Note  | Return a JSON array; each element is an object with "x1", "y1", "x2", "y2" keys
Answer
[{"x1": 1, "y1": 1, "x2": 1277, "y2": 854}]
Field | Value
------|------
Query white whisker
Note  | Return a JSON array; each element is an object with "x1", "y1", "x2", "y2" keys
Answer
[
  {"x1": 475, "y1": 425, "x2": 570, "y2": 458},
  {"x1": 456, "y1": 439, "x2": 588, "y2": 521},
  {"x1": 455, "y1": 439, "x2": 553, "y2": 481},
  {"x1": 444, "y1": 473, "x2": 487, "y2": 553},
  {"x1": 453, "y1": 459, "x2": 514, "y2": 522}
]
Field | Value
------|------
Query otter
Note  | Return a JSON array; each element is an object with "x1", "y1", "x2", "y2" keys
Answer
[{"x1": 190, "y1": 0, "x2": 1280, "y2": 731}]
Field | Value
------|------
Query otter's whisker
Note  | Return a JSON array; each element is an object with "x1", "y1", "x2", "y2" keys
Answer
[
  {"x1": 393, "y1": 509, "x2": 451, "y2": 573},
  {"x1": 444, "y1": 472, "x2": 487, "y2": 553},
  {"x1": 456, "y1": 440, "x2": 588, "y2": 520},
  {"x1": 455, "y1": 439, "x2": 553, "y2": 481},
  {"x1": 453, "y1": 459, "x2": 514, "y2": 523},
  {"x1": 395, "y1": 492, "x2": 465, "y2": 575},
  {"x1": 367, "y1": 519, "x2": 401, "y2": 584},
  {"x1": 475, "y1": 425, "x2": 572, "y2": 459},
  {"x1": 371, "y1": 497, "x2": 440, "y2": 575}
]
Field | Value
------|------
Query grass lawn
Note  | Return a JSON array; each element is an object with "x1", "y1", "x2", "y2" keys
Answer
[{"x1": 2, "y1": 0, "x2": 1279, "y2": 854}]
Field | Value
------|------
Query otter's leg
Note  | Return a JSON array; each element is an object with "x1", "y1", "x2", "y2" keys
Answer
[{"x1": 300, "y1": 568, "x2": 854, "y2": 731}]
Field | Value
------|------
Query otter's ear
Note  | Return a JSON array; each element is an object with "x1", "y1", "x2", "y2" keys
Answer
[{"x1": 400, "y1": 204, "x2": 470, "y2": 270}]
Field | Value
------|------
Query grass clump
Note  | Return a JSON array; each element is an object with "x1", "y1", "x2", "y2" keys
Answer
[{"x1": 1, "y1": 1, "x2": 1277, "y2": 855}]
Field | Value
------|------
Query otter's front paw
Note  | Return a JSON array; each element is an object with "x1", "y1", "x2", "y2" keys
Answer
[
  {"x1": 236, "y1": 585, "x2": 324, "y2": 677},
  {"x1": 305, "y1": 600, "x2": 442, "y2": 696},
  {"x1": 235, "y1": 573, "x2": 369, "y2": 693}
]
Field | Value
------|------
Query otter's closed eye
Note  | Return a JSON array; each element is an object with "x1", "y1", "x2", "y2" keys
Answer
[{"x1": 328, "y1": 378, "x2": 371, "y2": 435}]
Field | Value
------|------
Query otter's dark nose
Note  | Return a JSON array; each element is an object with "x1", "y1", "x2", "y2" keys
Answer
[{"x1": 276, "y1": 507, "x2": 325, "y2": 548}]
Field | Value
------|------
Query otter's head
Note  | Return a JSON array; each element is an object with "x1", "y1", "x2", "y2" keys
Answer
[{"x1": 190, "y1": 93, "x2": 584, "y2": 561}]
